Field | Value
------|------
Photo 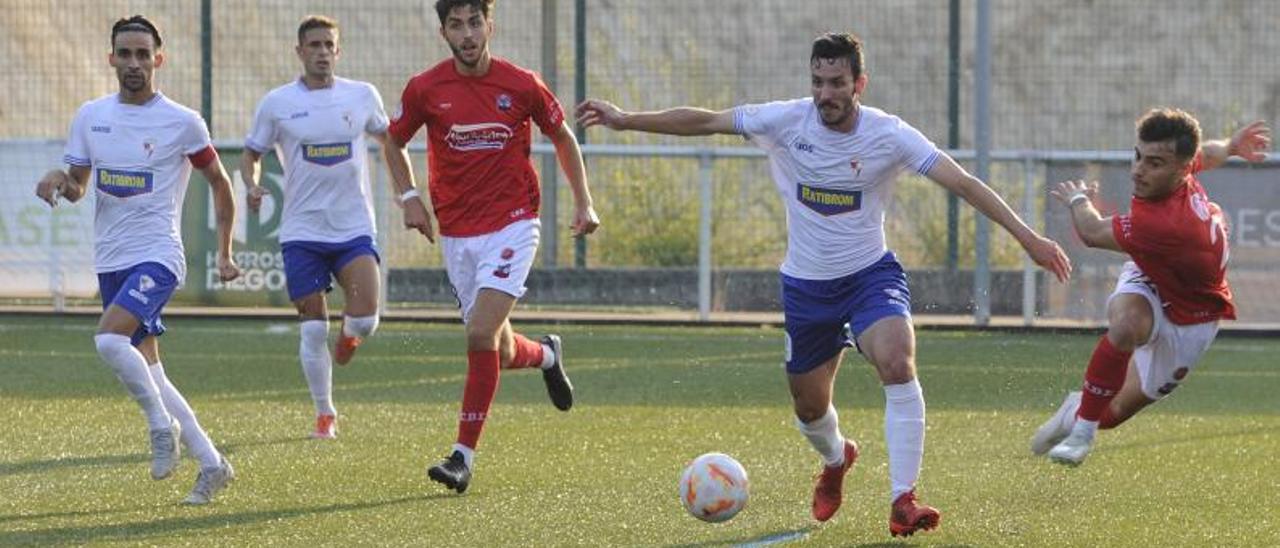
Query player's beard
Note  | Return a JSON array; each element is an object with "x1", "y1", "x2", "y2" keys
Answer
[
  {"x1": 818, "y1": 100, "x2": 853, "y2": 128},
  {"x1": 450, "y1": 41, "x2": 484, "y2": 68},
  {"x1": 119, "y1": 73, "x2": 147, "y2": 94}
]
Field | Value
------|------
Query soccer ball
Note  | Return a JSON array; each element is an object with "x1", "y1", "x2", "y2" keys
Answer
[{"x1": 679, "y1": 452, "x2": 749, "y2": 523}]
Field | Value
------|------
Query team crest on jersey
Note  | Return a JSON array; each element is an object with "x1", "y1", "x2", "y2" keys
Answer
[
  {"x1": 849, "y1": 159, "x2": 862, "y2": 176},
  {"x1": 301, "y1": 142, "x2": 353, "y2": 166},
  {"x1": 500, "y1": 248, "x2": 515, "y2": 260},
  {"x1": 797, "y1": 183, "x2": 861, "y2": 216},
  {"x1": 496, "y1": 94, "x2": 512, "y2": 111},
  {"x1": 142, "y1": 138, "x2": 156, "y2": 159},
  {"x1": 342, "y1": 111, "x2": 354, "y2": 129},
  {"x1": 446, "y1": 122, "x2": 514, "y2": 151},
  {"x1": 97, "y1": 168, "x2": 154, "y2": 198}
]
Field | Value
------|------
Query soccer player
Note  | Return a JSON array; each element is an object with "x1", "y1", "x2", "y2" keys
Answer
[
  {"x1": 241, "y1": 15, "x2": 420, "y2": 439},
  {"x1": 1032, "y1": 111, "x2": 1270, "y2": 466},
  {"x1": 382, "y1": 0, "x2": 600, "y2": 494},
  {"x1": 577, "y1": 32, "x2": 1071, "y2": 535},
  {"x1": 33, "y1": 15, "x2": 241, "y2": 504}
]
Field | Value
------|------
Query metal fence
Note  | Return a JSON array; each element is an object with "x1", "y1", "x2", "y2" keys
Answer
[{"x1": 3, "y1": 1, "x2": 1278, "y2": 323}]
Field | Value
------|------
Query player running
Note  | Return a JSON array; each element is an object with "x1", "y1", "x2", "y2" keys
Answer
[
  {"x1": 577, "y1": 32, "x2": 1071, "y2": 536},
  {"x1": 33, "y1": 15, "x2": 240, "y2": 504},
  {"x1": 1033, "y1": 111, "x2": 1270, "y2": 466},
  {"x1": 383, "y1": 0, "x2": 600, "y2": 494},
  {"x1": 241, "y1": 15, "x2": 411, "y2": 439}
]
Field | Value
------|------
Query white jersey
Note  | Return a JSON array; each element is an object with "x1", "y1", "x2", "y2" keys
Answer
[
  {"x1": 245, "y1": 77, "x2": 389, "y2": 244},
  {"x1": 64, "y1": 92, "x2": 213, "y2": 280},
  {"x1": 735, "y1": 100, "x2": 941, "y2": 280}
]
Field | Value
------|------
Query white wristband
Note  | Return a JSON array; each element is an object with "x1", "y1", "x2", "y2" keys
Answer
[
  {"x1": 1068, "y1": 192, "x2": 1089, "y2": 207},
  {"x1": 398, "y1": 188, "x2": 421, "y2": 203}
]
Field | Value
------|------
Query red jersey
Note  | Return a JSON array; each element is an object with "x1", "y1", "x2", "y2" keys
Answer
[
  {"x1": 1111, "y1": 158, "x2": 1235, "y2": 324},
  {"x1": 389, "y1": 57, "x2": 565, "y2": 237}
]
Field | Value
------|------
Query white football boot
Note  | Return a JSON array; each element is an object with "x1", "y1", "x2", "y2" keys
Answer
[{"x1": 1031, "y1": 391, "x2": 1081, "y2": 455}]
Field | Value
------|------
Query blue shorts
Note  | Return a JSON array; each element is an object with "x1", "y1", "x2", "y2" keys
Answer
[
  {"x1": 281, "y1": 236, "x2": 380, "y2": 302},
  {"x1": 782, "y1": 251, "x2": 911, "y2": 374},
  {"x1": 98, "y1": 262, "x2": 180, "y2": 346}
]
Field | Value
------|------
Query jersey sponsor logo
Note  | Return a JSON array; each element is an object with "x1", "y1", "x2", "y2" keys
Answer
[
  {"x1": 91, "y1": 125, "x2": 111, "y2": 133},
  {"x1": 797, "y1": 183, "x2": 861, "y2": 216},
  {"x1": 496, "y1": 94, "x2": 512, "y2": 111},
  {"x1": 290, "y1": 111, "x2": 310, "y2": 120},
  {"x1": 446, "y1": 122, "x2": 514, "y2": 151},
  {"x1": 96, "y1": 168, "x2": 154, "y2": 198},
  {"x1": 301, "y1": 142, "x2": 353, "y2": 166},
  {"x1": 794, "y1": 141, "x2": 814, "y2": 153}
]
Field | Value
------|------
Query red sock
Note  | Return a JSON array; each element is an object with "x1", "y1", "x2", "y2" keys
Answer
[
  {"x1": 456, "y1": 350, "x2": 500, "y2": 450},
  {"x1": 1077, "y1": 336, "x2": 1131, "y2": 422},
  {"x1": 1098, "y1": 406, "x2": 1122, "y2": 429},
  {"x1": 506, "y1": 333, "x2": 544, "y2": 370}
]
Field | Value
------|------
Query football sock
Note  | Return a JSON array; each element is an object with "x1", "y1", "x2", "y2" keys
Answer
[
  {"x1": 299, "y1": 320, "x2": 336, "y2": 416},
  {"x1": 149, "y1": 362, "x2": 221, "y2": 469},
  {"x1": 343, "y1": 314, "x2": 379, "y2": 338},
  {"x1": 451, "y1": 443, "x2": 475, "y2": 469},
  {"x1": 94, "y1": 333, "x2": 172, "y2": 431},
  {"x1": 540, "y1": 341, "x2": 557, "y2": 369},
  {"x1": 456, "y1": 350, "x2": 500, "y2": 451},
  {"x1": 796, "y1": 405, "x2": 847, "y2": 467},
  {"x1": 1098, "y1": 406, "x2": 1121, "y2": 429},
  {"x1": 884, "y1": 378, "x2": 925, "y2": 502},
  {"x1": 1078, "y1": 336, "x2": 1131, "y2": 422},
  {"x1": 507, "y1": 333, "x2": 545, "y2": 369}
]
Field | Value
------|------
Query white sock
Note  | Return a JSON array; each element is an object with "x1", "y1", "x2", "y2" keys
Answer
[
  {"x1": 94, "y1": 333, "x2": 171, "y2": 431},
  {"x1": 149, "y1": 362, "x2": 221, "y2": 469},
  {"x1": 797, "y1": 406, "x2": 847, "y2": 467},
  {"x1": 452, "y1": 443, "x2": 475, "y2": 469},
  {"x1": 884, "y1": 379, "x2": 926, "y2": 502},
  {"x1": 539, "y1": 342, "x2": 556, "y2": 369},
  {"x1": 343, "y1": 314, "x2": 379, "y2": 338},
  {"x1": 1071, "y1": 418, "x2": 1099, "y2": 440},
  {"x1": 299, "y1": 320, "x2": 336, "y2": 416}
]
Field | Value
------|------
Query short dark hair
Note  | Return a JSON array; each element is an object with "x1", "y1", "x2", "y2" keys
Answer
[
  {"x1": 111, "y1": 15, "x2": 162, "y2": 50},
  {"x1": 298, "y1": 15, "x2": 339, "y2": 44},
  {"x1": 1136, "y1": 108, "x2": 1201, "y2": 160},
  {"x1": 811, "y1": 32, "x2": 864, "y2": 79},
  {"x1": 435, "y1": 0, "x2": 494, "y2": 25}
]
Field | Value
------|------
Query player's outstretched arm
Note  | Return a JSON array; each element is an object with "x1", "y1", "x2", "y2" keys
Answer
[
  {"x1": 238, "y1": 148, "x2": 271, "y2": 214},
  {"x1": 1200, "y1": 120, "x2": 1270, "y2": 171},
  {"x1": 1049, "y1": 179, "x2": 1122, "y2": 253},
  {"x1": 926, "y1": 154, "x2": 1072, "y2": 282},
  {"x1": 377, "y1": 132, "x2": 434, "y2": 243},
  {"x1": 575, "y1": 99, "x2": 736, "y2": 136},
  {"x1": 550, "y1": 122, "x2": 600, "y2": 237},
  {"x1": 34, "y1": 166, "x2": 90, "y2": 207},
  {"x1": 198, "y1": 158, "x2": 243, "y2": 282}
]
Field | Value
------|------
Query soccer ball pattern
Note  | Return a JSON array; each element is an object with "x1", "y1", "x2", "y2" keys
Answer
[{"x1": 679, "y1": 453, "x2": 749, "y2": 523}]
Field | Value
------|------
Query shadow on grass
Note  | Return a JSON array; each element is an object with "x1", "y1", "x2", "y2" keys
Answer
[
  {"x1": 1101, "y1": 424, "x2": 1280, "y2": 453},
  {"x1": 666, "y1": 526, "x2": 814, "y2": 548},
  {"x1": 0, "y1": 493, "x2": 448, "y2": 545},
  {"x1": 0, "y1": 436, "x2": 310, "y2": 477},
  {"x1": 0, "y1": 505, "x2": 158, "y2": 525}
]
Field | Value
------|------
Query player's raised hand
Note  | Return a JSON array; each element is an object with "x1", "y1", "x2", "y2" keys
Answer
[
  {"x1": 1228, "y1": 120, "x2": 1270, "y2": 162},
  {"x1": 216, "y1": 252, "x2": 241, "y2": 282},
  {"x1": 571, "y1": 204, "x2": 601, "y2": 237},
  {"x1": 34, "y1": 169, "x2": 70, "y2": 207},
  {"x1": 575, "y1": 99, "x2": 626, "y2": 130},
  {"x1": 402, "y1": 197, "x2": 435, "y2": 243},
  {"x1": 1025, "y1": 234, "x2": 1072, "y2": 283},
  {"x1": 246, "y1": 184, "x2": 270, "y2": 213},
  {"x1": 1049, "y1": 179, "x2": 1098, "y2": 207}
]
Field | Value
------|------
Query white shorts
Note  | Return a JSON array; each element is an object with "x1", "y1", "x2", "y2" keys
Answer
[
  {"x1": 1108, "y1": 262, "x2": 1219, "y2": 400},
  {"x1": 441, "y1": 219, "x2": 540, "y2": 323}
]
